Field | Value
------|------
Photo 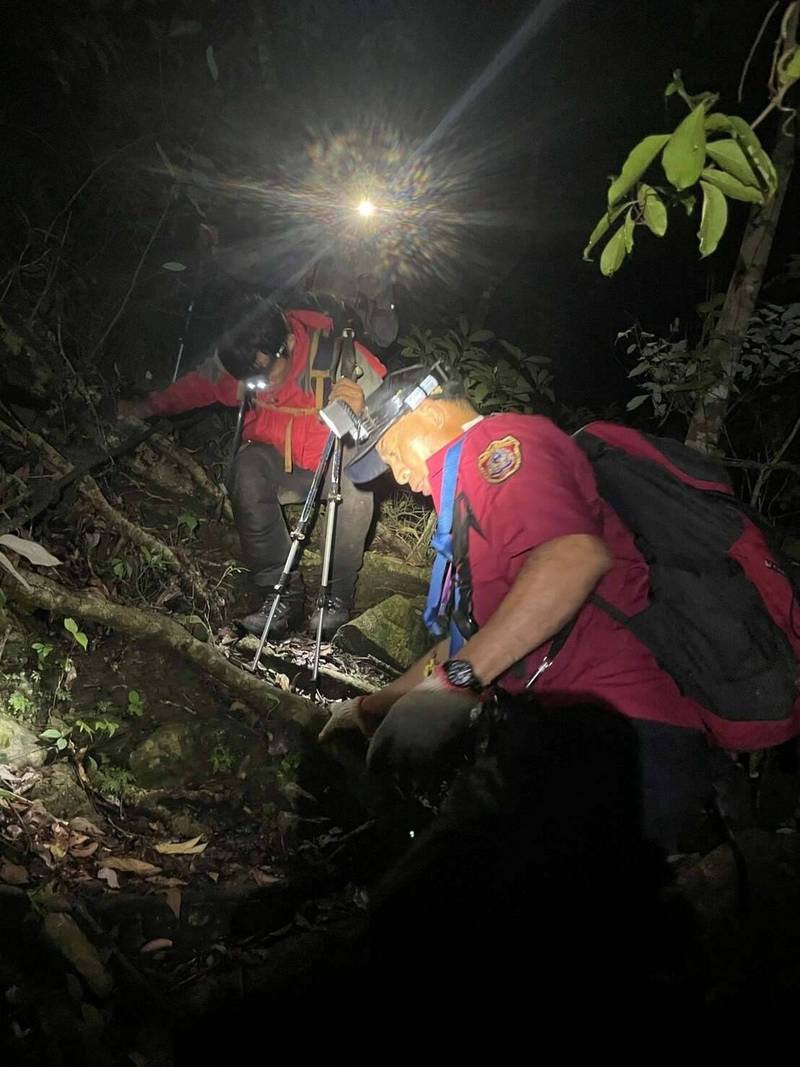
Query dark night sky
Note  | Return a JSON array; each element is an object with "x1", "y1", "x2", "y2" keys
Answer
[{"x1": 4, "y1": 0, "x2": 794, "y2": 408}]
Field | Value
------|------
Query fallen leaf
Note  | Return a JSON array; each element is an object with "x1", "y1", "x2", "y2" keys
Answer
[
  {"x1": 70, "y1": 817, "x2": 105, "y2": 836},
  {"x1": 207, "y1": 871, "x2": 220, "y2": 883},
  {"x1": 97, "y1": 868, "x2": 120, "y2": 889},
  {"x1": 100, "y1": 856, "x2": 161, "y2": 876},
  {"x1": 0, "y1": 861, "x2": 29, "y2": 886},
  {"x1": 164, "y1": 887, "x2": 182, "y2": 920},
  {"x1": 154, "y1": 835, "x2": 207, "y2": 856},
  {"x1": 275, "y1": 673, "x2": 291, "y2": 691},
  {"x1": 145, "y1": 875, "x2": 187, "y2": 887},
  {"x1": 140, "y1": 938, "x2": 173, "y2": 954},
  {"x1": 250, "y1": 869, "x2": 280, "y2": 887},
  {"x1": 71, "y1": 842, "x2": 99, "y2": 858},
  {"x1": 0, "y1": 534, "x2": 61, "y2": 567}
]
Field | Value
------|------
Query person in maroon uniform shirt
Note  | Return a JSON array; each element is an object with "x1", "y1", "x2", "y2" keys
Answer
[
  {"x1": 319, "y1": 365, "x2": 800, "y2": 850},
  {"x1": 119, "y1": 293, "x2": 387, "y2": 638}
]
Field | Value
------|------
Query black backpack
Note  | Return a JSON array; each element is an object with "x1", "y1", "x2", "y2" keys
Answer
[{"x1": 573, "y1": 423, "x2": 800, "y2": 730}]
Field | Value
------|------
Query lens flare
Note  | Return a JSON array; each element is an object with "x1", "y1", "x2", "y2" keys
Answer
[{"x1": 357, "y1": 199, "x2": 376, "y2": 218}]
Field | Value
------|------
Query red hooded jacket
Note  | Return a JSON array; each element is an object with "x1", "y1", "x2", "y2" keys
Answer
[{"x1": 148, "y1": 308, "x2": 386, "y2": 472}]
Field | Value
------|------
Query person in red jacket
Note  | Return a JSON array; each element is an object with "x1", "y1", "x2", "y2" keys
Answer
[
  {"x1": 119, "y1": 293, "x2": 387, "y2": 638},
  {"x1": 319, "y1": 365, "x2": 800, "y2": 851}
]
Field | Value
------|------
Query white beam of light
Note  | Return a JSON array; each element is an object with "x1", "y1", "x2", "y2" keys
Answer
[
  {"x1": 415, "y1": 0, "x2": 574, "y2": 159},
  {"x1": 357, "y1": 198, "x2": 376, "y2": 218}
]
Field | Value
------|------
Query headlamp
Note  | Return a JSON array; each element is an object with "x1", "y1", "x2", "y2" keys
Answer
[
  {"x1": 320, "y1": 365, "x2": 444, "y2": 445},
  {"x1": 244, "y1": 375, "x2": 269, "y2": 392}
]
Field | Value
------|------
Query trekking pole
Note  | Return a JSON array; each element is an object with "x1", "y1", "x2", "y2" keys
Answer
[
  {"x1": 249, "y1": 433, "x2": 335, "y2": 671},
  {"x1": 172, "y1": 296, "x2": 196, "y2": 382},
  {"x1": 216, "y1": 376, "x2": 266, "y2": 520},
  {"x1": 172, "y1": 222, "x2": 218, "y2": 382}
]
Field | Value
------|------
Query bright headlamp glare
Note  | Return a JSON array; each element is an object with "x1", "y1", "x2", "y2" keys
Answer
[
  {"x1": 319, "y1": 369, "x2": 442, "y2": 444},
  {"x1": 244, "y1": 376, "x2": 269, "y2": 392}
]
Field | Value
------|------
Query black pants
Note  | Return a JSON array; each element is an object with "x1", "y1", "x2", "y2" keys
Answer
[
  {"x1": 229, "y1": 441, "x2": 374, "y2": 603},
  {"x1": 632, "y1": 718, "x2": 753, "y2": 852}
]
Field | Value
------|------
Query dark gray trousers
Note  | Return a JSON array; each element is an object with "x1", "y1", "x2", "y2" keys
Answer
[{"x1": 229, "y1": 441, "x2": 374, "y2": 603}]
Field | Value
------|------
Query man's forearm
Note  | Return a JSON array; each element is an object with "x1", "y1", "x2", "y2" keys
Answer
[
  {"x1": 360, "y1": 637, "x2": 450, "y2": 720},
  {"x1": 459, "y1": 533, "x2": 611, "y2": 686}
]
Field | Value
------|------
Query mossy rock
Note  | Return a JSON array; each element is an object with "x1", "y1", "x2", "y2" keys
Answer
[
  {"x1": 0, "y1": 604, "x2": 33, "y2": 672},
  {"x1": 29, "y1": 763, "x2": 95, "y2": 819},
  {"x1": 129, "y1": 720, "x2": 258, "y2": 790},
  {"x1": 0, "y1": 710, "x2": 45, "y2": 771},
  {"x1": 333, "y1": 594, "x2": 431, "y2": 671}
]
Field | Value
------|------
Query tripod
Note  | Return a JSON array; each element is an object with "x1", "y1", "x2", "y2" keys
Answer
[{"x1": 249, "y1": 329, "x2": 359, "y2": 683}]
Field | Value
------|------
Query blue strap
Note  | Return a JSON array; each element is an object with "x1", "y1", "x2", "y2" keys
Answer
[{"x1": 424, "y1": 439, "x2": 466, "y2": 654}]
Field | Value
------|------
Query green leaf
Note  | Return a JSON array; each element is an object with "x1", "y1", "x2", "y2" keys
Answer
[
  {"x1": 623, "y1": 208, "x2": 635, "y2": 253},
  {"x1": 76, "y1": 633, "x2": 88, "y2": 651},
  {"x1": 607, "y1": 134, "x2": 671, "y2": 207},
  {"x1": 626, "y1": 395, "x2": 649, "y2": 411},
  {"x1": 680, "y1": 193, "x2": 697, "y2": 216},
  {"x1": 56, "y1": 737, "x2": 68, "y2": 751},
  {"x1": 638, "y1": 184, "x2": 667, "y2": 236},
  {"x1": 777, "y1": 45, "x2": 800, "y2": 86},
  {"x1": 40, "y1": 729, "x2": 63, "y2": 740},
  {"x1": 583, "y1": 203, "x2": 627, "y2": 260},
  {"x1": 662, "y1": 104, "x2": 707, "y2": 190},
  {"x1": 64, "y1": 618, "x2": 78, "y2": 636},
  {"x1": 701, "y1": 167, "x2": 764, "y2": 204},
  {"x1": 177, "y1": 512, "x2": 199, "y2": 535},
  {"x1": 697, "y1": 180, "x2": 728, "y2": 258},
  {"x1": 705, "y1": 138, "x2": 760, "y2": 187},
  {"x1": 468, "y1": 330, "x2": 493, "y2": 343},
  {"x1": 704, "y1": 112, "x2": 733, "y2": 133},
  {"x1": 726, "y1": 117, "x2": 777, "y2": 197},
  {"x1": 664, "y1": 69, "x2": 685, "y2": 98},
  {"x1": 600, "y1": 224, "x2": 628, "y2": 277}
]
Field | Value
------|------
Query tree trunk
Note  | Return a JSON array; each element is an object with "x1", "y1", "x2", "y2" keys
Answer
[{"x1": 685, "y1": 68, "x2": 797, "y2": 454}]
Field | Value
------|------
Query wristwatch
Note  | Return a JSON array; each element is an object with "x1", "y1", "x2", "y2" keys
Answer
[{"x1": 443, "y1": 659, "x2": 484, "y2": 694}]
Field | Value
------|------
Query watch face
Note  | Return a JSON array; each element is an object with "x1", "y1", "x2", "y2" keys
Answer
[{"x1": 446, "y1": 660, "x2": 475, "y2": 689}]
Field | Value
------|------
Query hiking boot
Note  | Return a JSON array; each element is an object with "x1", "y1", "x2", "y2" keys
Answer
[
  {"x1": 239, "y1": 579, "x2": 305, "y2": 640},
  {"x1": 308, "y1": 596, "x2": 352, "y2": 640}
]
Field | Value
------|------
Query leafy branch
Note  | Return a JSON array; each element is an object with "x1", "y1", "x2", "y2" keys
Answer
[{"x1": 584, "y1": 69, "x2": 780, "y2": 275}]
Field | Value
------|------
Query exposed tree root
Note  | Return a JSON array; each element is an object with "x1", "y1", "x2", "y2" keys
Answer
[
  {"x1": 4, "y1": 569, "x2": 322, "y2": 733},
  {"x1": 151, "y1": 431, "x2": 233, "y2": 521}
]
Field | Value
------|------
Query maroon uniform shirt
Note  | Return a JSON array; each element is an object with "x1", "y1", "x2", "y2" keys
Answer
[{"x1": 426, "y1": 412, "x2": 800, "y2": 751}]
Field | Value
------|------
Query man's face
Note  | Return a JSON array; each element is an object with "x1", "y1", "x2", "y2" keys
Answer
[
  {"x1": 252, "y1": 333, "x2": 293, "y2": 387},
  {"x1": 376, "y1": 403, "x2": 443, "y2": 496}
]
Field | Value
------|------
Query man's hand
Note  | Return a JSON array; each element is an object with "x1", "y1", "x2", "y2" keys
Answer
[
  {"x1": 117, "y1": 397, "x2": 155, "y2": 420},
  {"x1": 366, "y1": 666, "x2": 480, "y2": 774},
  {"x1": 327, "y1": 379, "x2": 366, "y2": 416},
  {"x1": 318, "y1": 697, "x2": 373, "y2": 742}
]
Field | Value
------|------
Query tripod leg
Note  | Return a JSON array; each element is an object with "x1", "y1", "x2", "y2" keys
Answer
[{"x1": 311, "y1": 440, "x2": 343, "y2": 686}]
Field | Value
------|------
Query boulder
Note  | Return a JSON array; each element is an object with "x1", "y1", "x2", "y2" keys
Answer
[
  {"x1": 0, "y1": 709, "x2": 45, "y2": 771},
  {"x1": 30, "y1": 763, "x2": 95, "y2": 819},
  {"x1": 333, "y1": 594, "x2": 430, "y2": 671}
]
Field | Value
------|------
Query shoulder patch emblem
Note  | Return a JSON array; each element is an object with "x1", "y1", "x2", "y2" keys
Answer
[{"x1": 477, "y1": 436, "x2": 521, "y2": 484}]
